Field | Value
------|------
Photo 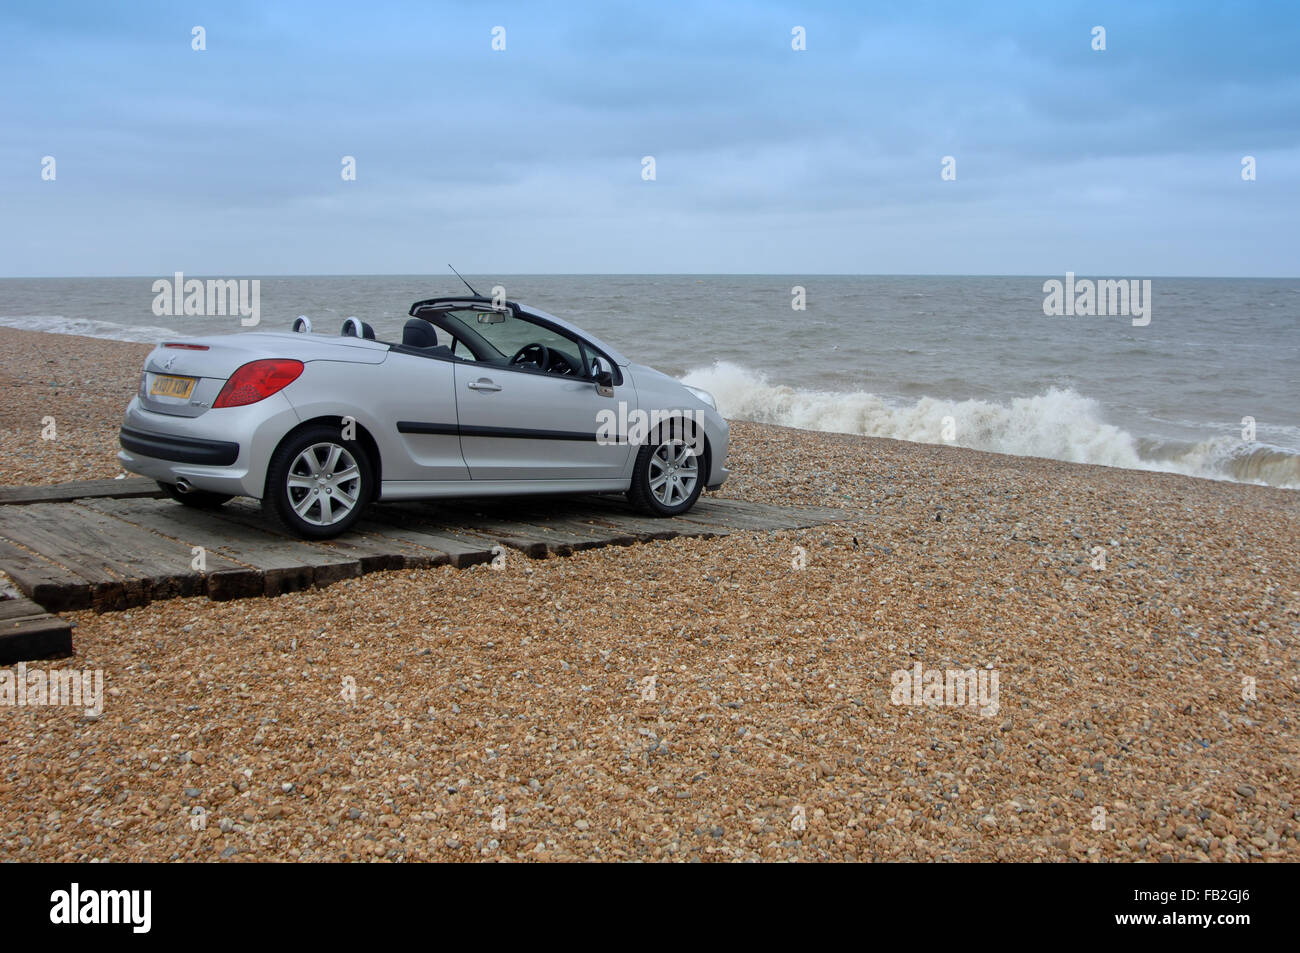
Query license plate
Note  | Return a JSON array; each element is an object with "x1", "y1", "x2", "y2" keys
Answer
[{"x1": 149, "y1": 374, "x2": 196, "y2": 400}]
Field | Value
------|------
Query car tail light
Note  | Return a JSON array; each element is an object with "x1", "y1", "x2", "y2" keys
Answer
[{"x1": 213, "y1": 359, "x2": 304, "y2": 408}]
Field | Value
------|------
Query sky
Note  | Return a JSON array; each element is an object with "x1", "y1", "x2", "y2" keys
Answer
[{"x1": 1, "y1": 0, "x2": 1298, "y2": 277}]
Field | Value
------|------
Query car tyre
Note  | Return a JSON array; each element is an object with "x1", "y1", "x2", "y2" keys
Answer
[
  {"x1": 263, "y1": 425, "x2": 373, "y2": 540},
  {"x1": 158, "y1": 481, "x2": 234, "y2": 509},
  {"x1": 627, "y1": 425, "x2": 706, "y2": 517}
]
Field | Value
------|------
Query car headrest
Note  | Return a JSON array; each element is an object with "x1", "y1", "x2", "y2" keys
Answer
[
  {"x1": 402, "y1": 319, "x2": 438, "y2": 348},
  {"x1": 342, "y1": 316, "x2": 371, "y2": 338}
]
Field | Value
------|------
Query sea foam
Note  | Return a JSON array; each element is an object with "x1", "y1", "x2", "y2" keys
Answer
[
  {"x1": 681, "y1": 361, "x2": 1300, "y2": 489},
  {"x1": 0, "y1": 315, "x2": 178, "y2": 344}
]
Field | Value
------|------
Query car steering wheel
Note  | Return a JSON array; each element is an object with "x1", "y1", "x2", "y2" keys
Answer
[{"x1": 510, "y1": 343, "x2": 551, "y2": 372}]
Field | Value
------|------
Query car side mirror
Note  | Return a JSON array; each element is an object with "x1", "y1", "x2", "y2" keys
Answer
[{"x1": 590, "y1": 357, "x2": 614, "y2": 396}]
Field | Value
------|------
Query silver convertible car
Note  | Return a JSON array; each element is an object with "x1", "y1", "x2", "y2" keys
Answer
[{"x1": 118, "y1": 295, "x2": 730, "y2": 539}]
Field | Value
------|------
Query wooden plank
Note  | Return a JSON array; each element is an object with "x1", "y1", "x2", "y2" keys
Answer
[
  {"x1": 310, "y1": 532, "x2": 439, "y2": 573},
  {"x1": 0, "y1": 613, "x2": 74, "y2": 664},
  {"x1": 181, "y1": 507, "x2": 361, "y2": 595},
  {"x1": 492, "y1": 516, "x2": 642, "y2": 556},
  {"x1": 0, "y1": 487, "x2": 848, "y2": 614},
  {"x1": 0, "y1": 478, "x2": 162, "y2": 506},
  {"x1": 397, "y1": 499, "x2": 702, "y2": 555},
  {"x1": 0, "y1": 596, "x2": 54, "y2": 622},
  {"x1": 360, "y1": 505, "x2": 504, "y2": 567},
  {"x1": 0, "y1": 505, "x2": 132, "y2": 583},
  {"x1": 674, "y1": 506, "x2": 800, "y2": 533},
  {"x1": 573, "y1": 495, "x2": 842, "y2": 538},
  {"x1": 344, "y1": 519, "x2": 477, "y2": 567},
  {"x1": 63, "y1": 501, "x2": 248, "y2": 607},
  {"x1": 577, "y1": 510, "x2": 700, "y2": 541},
  {"x1": 567, "y1": 497, "x2": 731, "y2": 539},
  {"x1": 574, "y1": 494, "x2": 846, "y2": 531},
  {"x1": 394, "y1": 502, "x2": 582, "y2": 557},
  {"x1": 205, "y1": 568, "x2": 267, "y2": 602},
  {"x1": 81, "y1": 498, "x2": 360, "y2": 597},
  {"x1": 543, "y1": 499, "x2": 803, "y2": 545},
  {"x1": 203, "y1": 502, "x2": 449, "y2": 574},
  {"x1": 419, "y1": 512, "x2": 590, "y2": 558},
  {"x1": 60, "y1": 503, "x2": 264, "y2": 608},
  {"x1": 476, "y1": 535, "x2": 549, "y2": 559},
  {"x1": 0, "y1": 537, "x2": 93, "y2": 612},
  {"x1": 700, "y1": 499, "x2": 849, "y2": 527},
  {"x1": 2, "y1": 502, "x2": 226, "y2": 611},
  {"x1": 0, "y1": 505, "x2": 156, "y2": 611}
]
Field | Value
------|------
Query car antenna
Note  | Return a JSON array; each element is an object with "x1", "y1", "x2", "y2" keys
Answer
[{"x1": 448, "y1": 264, "x2": 480, "y2": 297}]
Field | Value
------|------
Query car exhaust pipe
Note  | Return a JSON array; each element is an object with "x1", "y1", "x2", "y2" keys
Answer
[{"x1": 174, "y1": 478, "x2": 193, "y2": 494}]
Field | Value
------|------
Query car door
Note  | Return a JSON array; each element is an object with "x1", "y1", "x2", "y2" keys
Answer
[
  {"x1": 453, "y1": 360, "x2": 632, "y2": 480},
  {"x1": 379, "y1": 349, "x2": 471, "y2": 481}
]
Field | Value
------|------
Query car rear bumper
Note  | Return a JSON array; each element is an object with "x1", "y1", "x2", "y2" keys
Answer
[
  {"x1": 116, "y1": 393, "x2": 300, "y2": 498},
  {"x1": 119, "y1": 427, "x2": 240, "y2": 466}
]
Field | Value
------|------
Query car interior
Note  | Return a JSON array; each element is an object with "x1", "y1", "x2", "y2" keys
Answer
[
  {"x1": 323, "y1": 303, "x2": 617, "y2": 384},
  {"x1": 395, "y1": 308, "x2": 590, "y2": 378}
]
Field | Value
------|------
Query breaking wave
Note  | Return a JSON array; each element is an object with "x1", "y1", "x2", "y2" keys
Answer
[
  {"x1": 681, "y1": 361, "x2": 1300, "y2": 489},
  {"x1": 0, "y1": 315, "x2": 178, "y2": 344}
]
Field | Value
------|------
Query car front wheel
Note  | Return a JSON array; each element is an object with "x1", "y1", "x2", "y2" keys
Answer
[
  {"x1": 263, "y1": 425, "x2": 372, "y2": 539},
  {"x1": 628, "y1": 431, "x2": 705, "y2": 516}
]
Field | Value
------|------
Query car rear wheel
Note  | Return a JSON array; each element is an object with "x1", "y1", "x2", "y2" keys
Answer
[
  {"x1": 628, "y1": 429, "x2": 705, "y2": 517},
  {"x1": 158, "y1": 481, "x2": 234, "y2": 509},
  {"x1": 263, "y1": 425, "x2": 372, "y2": 539}
]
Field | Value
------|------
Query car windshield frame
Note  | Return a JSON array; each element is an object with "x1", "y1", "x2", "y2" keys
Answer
[{"x1": 411, "y1": 303, "x2": 623, "y2": 385}]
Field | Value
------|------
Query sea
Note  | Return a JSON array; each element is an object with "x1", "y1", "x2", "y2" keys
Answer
[{"x1": 1, "y1": 275, "x2": 1297, "y2": 489}]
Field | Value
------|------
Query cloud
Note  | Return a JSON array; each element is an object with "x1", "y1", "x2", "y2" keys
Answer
[{"x1": 0, "y1": 0, "x2": 1296, "y2": 275}]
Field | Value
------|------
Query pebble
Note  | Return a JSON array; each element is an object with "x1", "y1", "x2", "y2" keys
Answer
[{"x1": 1, "y1": 343, "x2": 1296, "y2": 863}]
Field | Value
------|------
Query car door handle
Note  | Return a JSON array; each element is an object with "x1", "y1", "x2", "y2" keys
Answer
[{"x1": 467, "y1": 379, "x2": 502, "y2": 392}]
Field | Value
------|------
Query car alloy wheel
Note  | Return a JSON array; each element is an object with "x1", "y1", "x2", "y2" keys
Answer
[
  {"x1": 287, "y1": 442, "x2": 363, "y2": 526},
  {"x1": 649, "y1": 439, "x2": 699, "y2": 507},
  {"x1": 628, "y1": 426, "x2": 706, "y2": 517},
  {"x1": 264, "y1": 424, "x2": 372, "y2": 539}
]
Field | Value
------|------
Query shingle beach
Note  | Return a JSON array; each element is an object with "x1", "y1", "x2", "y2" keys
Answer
[{"x1": 1, "y1": 327, "x2": 1296, "y2": 861}]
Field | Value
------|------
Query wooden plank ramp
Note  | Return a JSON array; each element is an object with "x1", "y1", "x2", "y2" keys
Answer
[
  {"x1": 0, "y1": 595, "x2": 73, "y2": 664},
  {"x1": 0, "y1": 477, "x2": 162, "y2": 506},
  {"x1": 0, "y1": 491, "x2": 847, "y2": 628}
]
